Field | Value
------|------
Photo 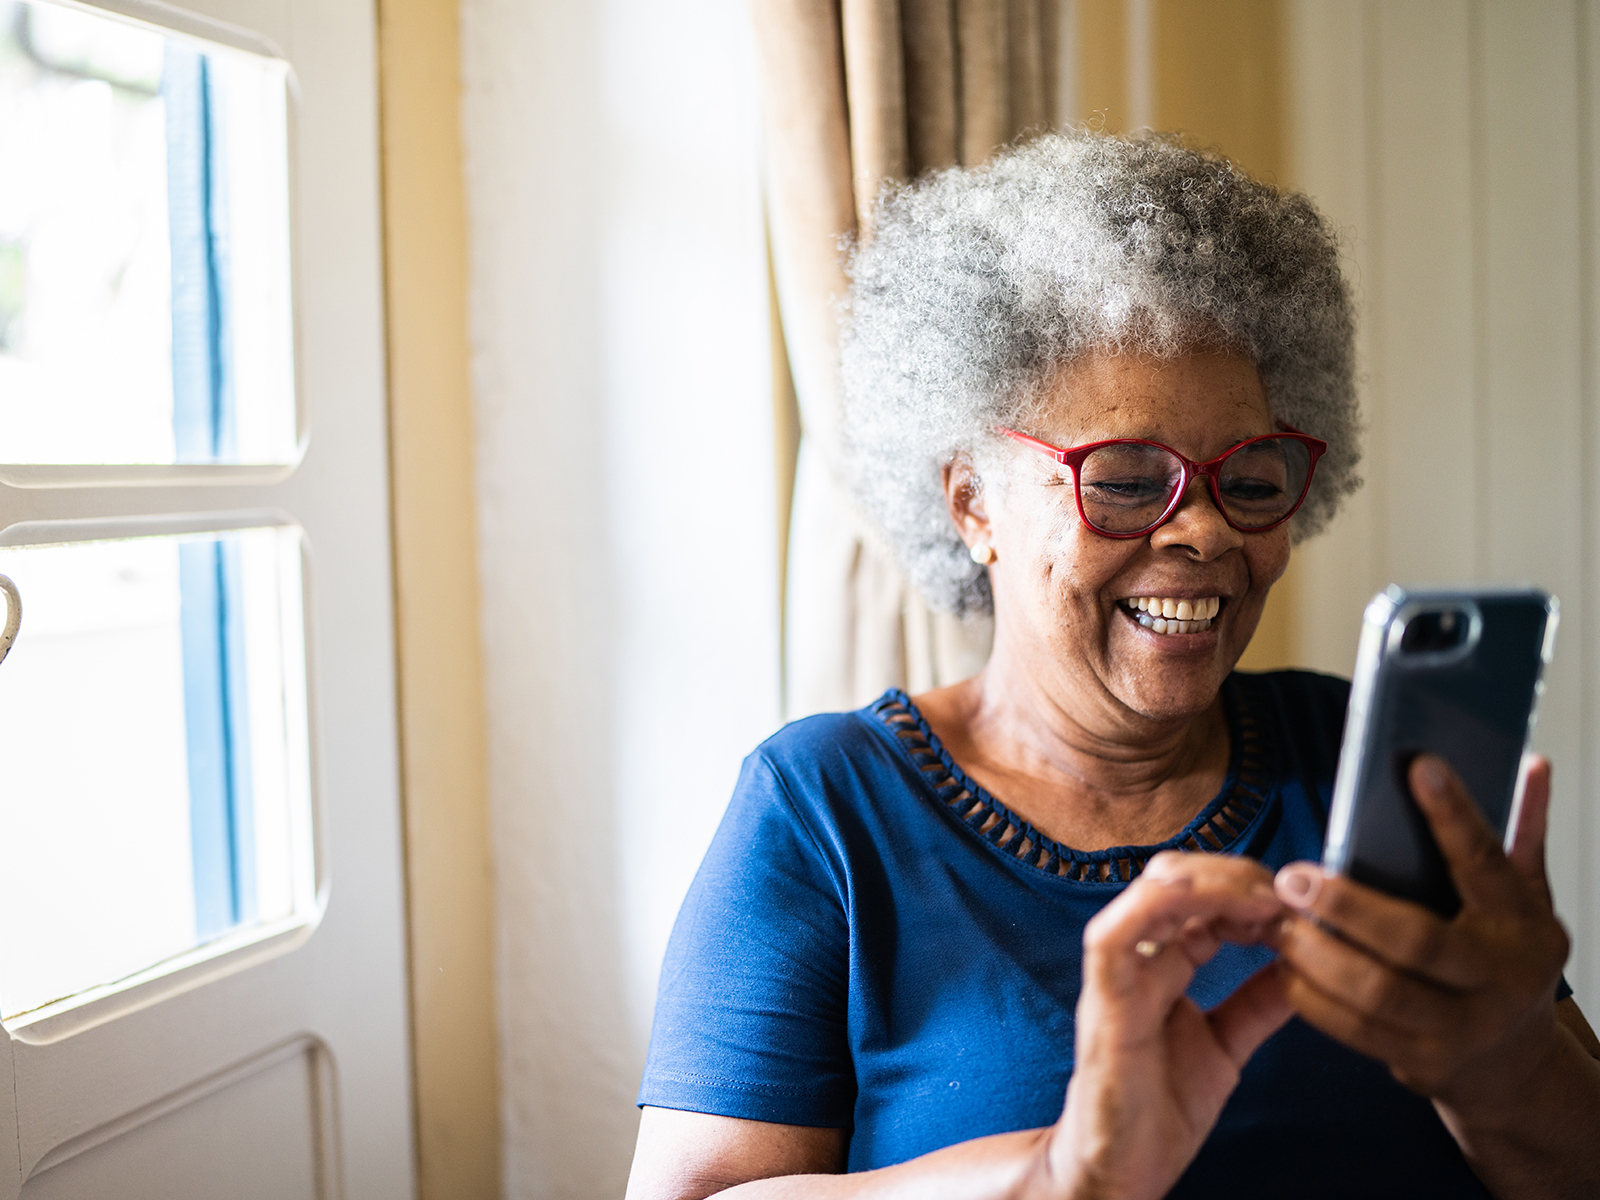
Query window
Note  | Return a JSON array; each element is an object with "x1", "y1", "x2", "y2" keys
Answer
[
  {"x1": 0, "y1": 0, "x2": 295, "y2": 473},
  {"x1": 0, "y1": 0, "x2": 313, "y2": 1028},
  {"x1": 0, "y1": 521, "x2": 313, "y2": 1019}
]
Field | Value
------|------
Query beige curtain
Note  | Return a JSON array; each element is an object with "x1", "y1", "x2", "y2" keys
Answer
[{"x1": 753, "y1": 0, "x2": 1062, "y2": 716}]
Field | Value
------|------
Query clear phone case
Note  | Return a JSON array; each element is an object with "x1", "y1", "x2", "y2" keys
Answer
[{"x1": 1322, "y1": 585, "x2": 1558, "y2": 917}]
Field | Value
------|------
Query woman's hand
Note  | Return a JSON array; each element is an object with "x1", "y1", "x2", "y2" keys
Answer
[
  {"x1": 1271, "y1": 755, "x2": 1600, "y2": 1198},
  {"x1": 1271, "y1": 755, "x2": 1567, "y2": 1104},
  {"x1": 634, "y1": 854, "x2": 1296, "y2": 1200},
  {"x1": 1032, "y1": 852, "x2": 1293, "y2": 1200}
]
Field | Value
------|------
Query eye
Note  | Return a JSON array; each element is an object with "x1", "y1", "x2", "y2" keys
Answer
[
  {"x1": 1219, "y1": 476, "x2": 1285, "y2": 502},
  {"x1": 1218, "y1": 443, "x2": 1292, "y2": 507},
  {"x1": 1077, "y1": 444, "x2": 1182, "y2": 507},
  {"x1": 1085, "y1": 474, "x2": 1170, "y2": 501}
]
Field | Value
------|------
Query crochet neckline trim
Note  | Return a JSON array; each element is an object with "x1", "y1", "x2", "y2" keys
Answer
[{"x1": 868, "y1": 678, "x2": 1273, "y2": 883}]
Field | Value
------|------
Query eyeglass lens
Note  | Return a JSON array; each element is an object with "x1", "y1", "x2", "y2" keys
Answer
[{"x1": 1076, "y1": 437, "x2": 1312, "y2": 534}]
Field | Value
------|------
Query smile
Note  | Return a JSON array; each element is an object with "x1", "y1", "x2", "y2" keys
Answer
[{"x1": 1120, "y1": 595, "x2": 1221, "y2": 635}]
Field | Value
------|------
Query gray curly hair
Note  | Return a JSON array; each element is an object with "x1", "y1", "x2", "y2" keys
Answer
[{"x1": 840, "y1": 129, "x2": 1361, "y2": 617}]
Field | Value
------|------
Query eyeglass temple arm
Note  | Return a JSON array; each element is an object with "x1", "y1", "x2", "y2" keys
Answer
[{"x1": 995, "y1": 427, "x2": 1069, "y2": 462}]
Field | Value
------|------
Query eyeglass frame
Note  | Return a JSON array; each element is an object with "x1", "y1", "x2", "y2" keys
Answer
[{"x1": 995, "y1": 425, "x2": 1329, "y2": 538}]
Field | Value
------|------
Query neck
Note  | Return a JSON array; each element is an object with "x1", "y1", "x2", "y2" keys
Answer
[{"x1": 918, "y1": 624, "x2": 1230, "y2": 850}]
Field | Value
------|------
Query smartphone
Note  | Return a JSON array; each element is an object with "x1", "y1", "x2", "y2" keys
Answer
[{"x1": 1322, "y1": 585, "x2": 1558, "y2": 917}]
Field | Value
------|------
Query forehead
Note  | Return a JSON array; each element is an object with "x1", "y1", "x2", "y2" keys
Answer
[{"x1": 1037, "y1": 349, "x2": 1271, "y2": 449}]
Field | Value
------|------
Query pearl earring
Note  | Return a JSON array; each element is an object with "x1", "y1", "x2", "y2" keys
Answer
[{"x1": 969, "y1": 543, "x2": 995, "y2": 565}]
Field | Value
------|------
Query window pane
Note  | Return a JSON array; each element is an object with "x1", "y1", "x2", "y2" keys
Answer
[
  {"x1": 0, "y1": 1, "x2": 295, "y2": 466},
  {"x1": 0, "y1": 525, "x2": 314, "y2": 1018}
]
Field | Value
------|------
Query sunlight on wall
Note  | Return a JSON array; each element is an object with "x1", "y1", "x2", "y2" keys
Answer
[{"x1": 459, "y1": 1, "x2": 777, "y2": 1194}]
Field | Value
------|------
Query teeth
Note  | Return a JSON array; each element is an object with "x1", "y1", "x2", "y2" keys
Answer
[
  {"x1": 1123, "y1": 596, "x2": 1222, "y2": 634},
  {"x1": 1137, "y1": 613, "x2": 1210, "y2": 634},
  {"x1": 1128, "y1": 596, "x2": 1220, "y2": 620}
]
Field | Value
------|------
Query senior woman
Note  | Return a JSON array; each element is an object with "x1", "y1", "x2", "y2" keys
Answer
[{"x1": 627, "y1": 132, "x2": 1600, "y2": 1199}]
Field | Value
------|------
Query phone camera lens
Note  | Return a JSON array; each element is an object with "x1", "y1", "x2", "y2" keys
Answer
[{"x1": 1401, "y1": 609, "x2": 1468, "y2": 653}]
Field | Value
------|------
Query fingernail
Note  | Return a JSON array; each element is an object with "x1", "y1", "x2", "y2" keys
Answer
[
  {"x1": 1275, "y1": 864, "x2": 1320, "y2": 908},
  {"x1": 1417, "y1": 756, "x2": 1449, "y2": 793}
]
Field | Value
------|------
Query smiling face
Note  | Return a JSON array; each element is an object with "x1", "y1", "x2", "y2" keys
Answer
[{"x1": 951, "y1": 348, "x2": 1290, "y2": 728}]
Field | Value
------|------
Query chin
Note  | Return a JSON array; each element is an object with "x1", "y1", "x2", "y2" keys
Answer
[
  {"x1": 1122, "y1": 680, "x2": 1225, "y2": 723},
  {"x1": 1111, "y1": 614, "x2": 1235, "y2": 719}
]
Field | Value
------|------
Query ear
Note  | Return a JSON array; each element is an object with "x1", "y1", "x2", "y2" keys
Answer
[{"x1": 943, "y1": 454, "x2": 992, "y2": 552}]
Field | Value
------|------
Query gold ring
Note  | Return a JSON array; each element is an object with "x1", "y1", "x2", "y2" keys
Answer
[{"x1": 1134, "y1": 939, "x2": 1163, "y2": 959}]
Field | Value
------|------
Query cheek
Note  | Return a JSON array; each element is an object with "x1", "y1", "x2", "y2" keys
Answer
[
  {"x1": 997, "y1": 514, "x2": 1072, "y2": 600},
  {"x1": 1035, "y1": 527, "x2": 1144, "y2": 615},
  {"x1": 996, "y1": 494, "x2": 1076, "y2": 576},
  {"x1": 992, "y1": 489, "x2": 1141, "y2": 610},
  {"x1": 1247, "y1": 531, "x2": 1293, "y2": 589}
]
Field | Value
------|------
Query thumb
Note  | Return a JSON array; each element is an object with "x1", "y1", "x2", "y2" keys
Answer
[
  {"x1": 1508, "y1": 754, "x2": 1553, "y2": 899},
  {"x1": 1207, "y1": 961, "x2": 1292, "y2": 1068}
]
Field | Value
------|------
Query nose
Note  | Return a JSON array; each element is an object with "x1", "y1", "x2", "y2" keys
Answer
[{"x1": 1149, "y1": 476, "x2": 1245, "y2": 559}]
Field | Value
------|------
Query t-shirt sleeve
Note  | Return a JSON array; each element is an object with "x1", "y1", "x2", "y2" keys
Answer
[{"x1": 638, "y1": 750, "x2": 855, "y2": 1128}]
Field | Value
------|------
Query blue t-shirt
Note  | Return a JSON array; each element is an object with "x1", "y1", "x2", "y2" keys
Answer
[{"x1": 640, "y1": 671, "x2": 1499, "y2": 1197}]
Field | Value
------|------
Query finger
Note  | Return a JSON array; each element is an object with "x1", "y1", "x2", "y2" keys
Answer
[
  {"x1": 1085, "y1": 853, "x2": 1282, "y2": 993},
  {"x1": 1177, "y1": 916, "x2": 1225, "y2": 966},
  {"x1": 1273, "y1": 912, "x2": 1468, "y2": 1034},
  {"x1": 1557, "y1": 996, "x2": 1600, "y2": 1057},
  {"x1": 1092, "y1": 853, "x2": 1281, "y2": 944},
  {"x1": 1408, "y1": 755, "x2": 1527, "y2": 913},
  {"x1": 1206, "y1": 961, "x2": 1293, "y2": 1066},
  {"x1": 1174, "y1": 909, "x2": 1289, "y2": 967},
  {"x1": 1279, "y1": 968, "x2": 1455, "y2": 1093},
  {"x1": 1137, "y1": 851, "x2": 1283, "y2": 934},
  {"x1": 1506, "y1": 755, "x2": 1553, "y2": 897},
  {"x1": 1275, "y1": 862, "x2": 1485, "y2": 989}
]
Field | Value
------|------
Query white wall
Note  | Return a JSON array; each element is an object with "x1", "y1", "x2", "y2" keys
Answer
[
  {"x1": 457, "y1": 3, "x2": 779, "y2": 1195},
  {"x1": 1288, "y1": 0, "x2": 1599, "y2": 1002}
]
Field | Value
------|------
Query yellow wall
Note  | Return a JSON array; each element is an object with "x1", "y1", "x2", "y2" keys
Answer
[
  {"x1": 1070, "y1": 0, "x2": 1299, "y2": 671},
  {"x1": 1075, "y1": 0, "x2": 1130, "y2": 131},
  {"x1": 376, "y1": 1, "x2": 502, "y2": 1197},
  {"x1": 1153, "y1": 0, "x2": 1285, "y2": 182}
]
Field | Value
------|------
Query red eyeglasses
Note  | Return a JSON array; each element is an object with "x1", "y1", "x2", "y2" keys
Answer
[{"x1": 997, "y1": 427, "x2": 1328, "y2": 538}]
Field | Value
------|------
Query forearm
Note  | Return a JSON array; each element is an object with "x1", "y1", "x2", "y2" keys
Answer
[
  {"x1": 715, "y1": 1128, "x2": 1053, "y2": 1200},
  {"x1": 1437, "y1": 1022, "x2": 1600, "y2": 1200}
]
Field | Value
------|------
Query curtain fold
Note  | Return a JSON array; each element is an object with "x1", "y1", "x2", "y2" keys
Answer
[
  {"x1": 956, "y1": 0, "x2": 1010, "y2": 163},
  {"x1": 842, "y1": 0, "x2": 909, "y2": 228},
  {"x1": 901, "y1": 0, "x2": 959, "y2": 171},
  {"x1": 751, "y1": 0, "x2": 854, "y2": 474},
  {"x1": 755, "y1": 0, "x2": 1062, "y2": 717}
]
